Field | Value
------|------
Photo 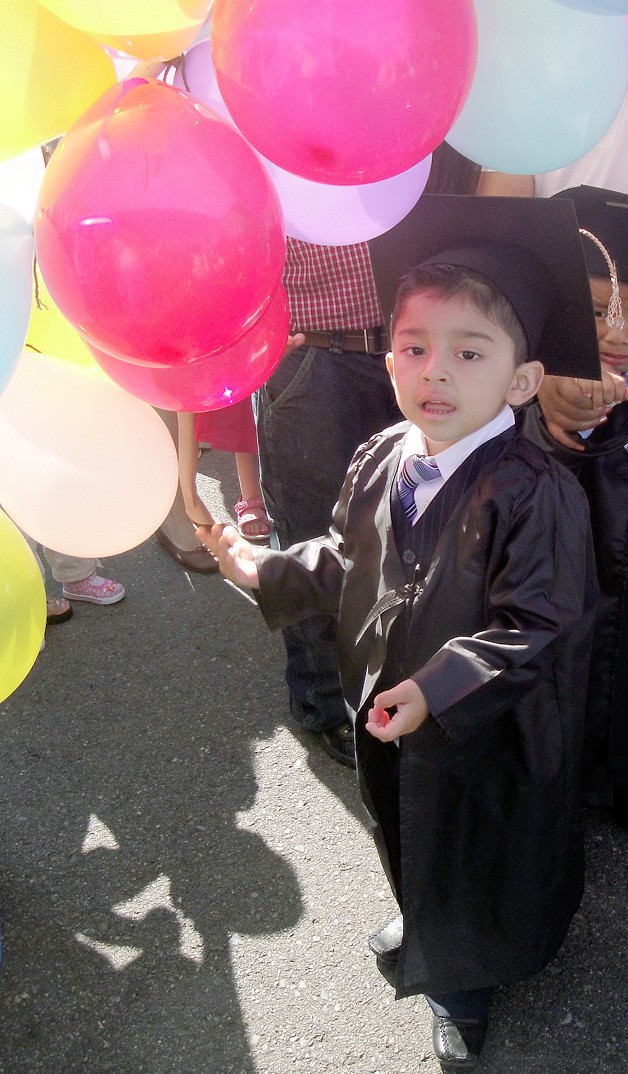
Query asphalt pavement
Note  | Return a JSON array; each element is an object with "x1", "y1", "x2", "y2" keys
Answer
[{"x1": 1, "y1": 448, "x2": 627, "y2": 1074}]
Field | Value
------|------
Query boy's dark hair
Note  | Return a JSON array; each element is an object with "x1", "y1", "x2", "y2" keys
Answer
[{"x1": 391, "y1": 264, "x2": 529, "y2": 367}]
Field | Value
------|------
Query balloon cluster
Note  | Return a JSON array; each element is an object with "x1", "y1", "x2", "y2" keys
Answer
[
  {"x1": 1, "y1": 0, "x2": 627, "y2": 701},
  {"x1": 24, "y1": 0, "x2": 480, "y2": 423}
]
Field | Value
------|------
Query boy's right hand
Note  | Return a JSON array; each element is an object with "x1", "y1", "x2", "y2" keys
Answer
[
  {"x1": 538, "y1": 372, "x2": 627, "y2": 451},
  {"x1": 366, "y1": 679, "x2": 429, "y2": 741},
  {"x1": 195, "y1": 523, "x2": 260, "y2": 589}
]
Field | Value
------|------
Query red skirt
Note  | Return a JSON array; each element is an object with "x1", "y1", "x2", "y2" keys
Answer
[{"x1": 195, "y1": 397, "x2": 258, "y2": 455}]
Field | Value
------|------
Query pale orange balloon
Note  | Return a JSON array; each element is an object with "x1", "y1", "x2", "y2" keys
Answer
[
  {"x1": 0, "y1": 0, "x2": 116, "y2": 161},
  {"x1": 0, "y1": 351, "x2": 179, "y2": 557}
]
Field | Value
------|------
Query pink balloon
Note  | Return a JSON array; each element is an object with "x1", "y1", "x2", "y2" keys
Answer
[
  {"x1": 174, "y1": 39, "x2": 433, "y2": 245},
  {"x1": 34, "y1": 78, "x2": 286, "y2": 367},
  {"x1": 211, "y1": 0, "x2": 477, "y2": 186},
  {"x1": 90, "y1": 285, "x2": 290, "y2": 411}
]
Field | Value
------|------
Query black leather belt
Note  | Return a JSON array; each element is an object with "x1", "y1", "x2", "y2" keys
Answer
[{"x1": 300, "y1": 327, "x2": 389, "y2": 355}]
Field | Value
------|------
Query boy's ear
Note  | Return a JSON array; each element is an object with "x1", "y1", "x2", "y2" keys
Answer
[
  {"x1": 385, "y1": 351, "x2": 394, "y2": 378},
  {"x1": 507, "y1": 359, "x2": 544, "y2": 406}
]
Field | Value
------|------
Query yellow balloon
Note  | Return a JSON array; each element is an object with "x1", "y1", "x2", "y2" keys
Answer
[
  {"x1": 36, "y1": 0, "x2": 212, "y2": 37},
  {"x1": 94, "y1": 23, "x2": 204, "y2": 62},
  {"x1": 0, "y1": 508, "x2": 46, "y2": 704},
  {"x1": 0, "y1": 0, "x2": 116, "y2": 162},
  {"x1": 27, "y1": 275, "x2": 100, "y2": 371}
]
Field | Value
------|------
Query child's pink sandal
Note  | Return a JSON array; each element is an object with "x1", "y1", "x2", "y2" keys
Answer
[
  {"x1": 234, "y1": 498, "x2": 271, "y2": 543},
  {"x1": 62, "y1": 572, "x2": 125, "y2": 605}
]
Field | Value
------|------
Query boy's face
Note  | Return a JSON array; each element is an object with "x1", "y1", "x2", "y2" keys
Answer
[
  {"x1": 387, "y1": 290, "x2": 542, "y2": 453},
  {"x1": 590, "y1": 275, "x2": 628, "y2": 375}
]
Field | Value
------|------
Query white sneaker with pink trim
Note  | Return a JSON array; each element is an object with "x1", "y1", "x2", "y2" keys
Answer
[{"x1": 62, "y1": 572, "x2": 125, "y2": 605}]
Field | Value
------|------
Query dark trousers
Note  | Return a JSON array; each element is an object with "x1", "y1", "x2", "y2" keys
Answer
[
  {"x1": 426, "y1": 988, "x2": 494, "y2": 1020},
  {"x1": 254, "y1": 343, "x2": 400, "y2": 731}
]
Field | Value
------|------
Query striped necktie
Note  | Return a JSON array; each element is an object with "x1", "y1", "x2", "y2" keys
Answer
[{"x1": 398, "y1": 453, "x2": 441, "y2": 524}]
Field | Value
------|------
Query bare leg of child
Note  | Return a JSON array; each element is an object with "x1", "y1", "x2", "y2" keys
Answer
[
  {"x1": 234, "y1": 452, "x2": 271, "y2": 542},
  {"x1": 153, "y1": 410, "x2": 218, "y2": 572},
  {"x1": 177, "y1": 411, "x2": 216, "y2": 528}
]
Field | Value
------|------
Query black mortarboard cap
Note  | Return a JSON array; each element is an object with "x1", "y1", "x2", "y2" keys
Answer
[
  {"x1": 552, "y1": 185, "x2": 628, "y2": 282},
  {"x1": 368, "y1": 194, "x2": 602, "y2": 379}
]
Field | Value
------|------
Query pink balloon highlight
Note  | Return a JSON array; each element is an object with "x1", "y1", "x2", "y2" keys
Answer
[
  {"x1": 90, "y1": 285, "x2": 290, "y2": 411},
  {"x1": 34, "y1": 79, "x2": 286, "y2": 367}
]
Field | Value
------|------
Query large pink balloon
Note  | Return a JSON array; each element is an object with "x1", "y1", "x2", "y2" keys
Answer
[
  {"x1": 34, "y1": 78, "x2": 286, "y2": 367},
  {"x1": 211, "y1": 0, "x2": 477, "y2": 186},
  {"x1": 174, "y1": 39, "x2": 433, "y2": 245},
  {"x1": 90, "y1": 285, "x2": 290, "y2": 411}
]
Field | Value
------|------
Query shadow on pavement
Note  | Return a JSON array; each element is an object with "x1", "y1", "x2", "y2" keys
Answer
[
  {"x1": 1, "y1": 445, "x2": 627, "y2": 1074},
  {"x1": 0, "y1": 528, "x2": 302, "y2": 1074}
]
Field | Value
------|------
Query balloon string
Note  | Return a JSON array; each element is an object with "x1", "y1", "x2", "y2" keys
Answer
[
  {"x1": 579, "y1": 227, "x2": 625, "y2": 330},
  {"x1": 33, "y1": 257, "x2": 48, "y2": 313},
  {"x1": 171, "y1": 52, "x2": 191, "y2": 93}
]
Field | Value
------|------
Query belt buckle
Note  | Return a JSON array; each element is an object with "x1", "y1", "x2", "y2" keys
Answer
[
  {"x1": 364, "y1": 326, "x2": 387, "y2": 354},
  {"x1": 329, "y1": 330, "x2": 344, "y2": 354}
]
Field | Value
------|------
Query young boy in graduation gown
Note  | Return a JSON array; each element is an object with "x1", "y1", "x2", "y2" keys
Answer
[
  {"x1": 201, "y1": 196, "x2": 599, "y2": 1068},
  {"x1": 524, "y1": 186, "x2": 628, "y2": 828}
]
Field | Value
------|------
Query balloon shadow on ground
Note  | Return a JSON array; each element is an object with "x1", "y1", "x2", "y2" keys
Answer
[{"x1": 0, "y1": 532, "x2": 302, "y2": 1074}]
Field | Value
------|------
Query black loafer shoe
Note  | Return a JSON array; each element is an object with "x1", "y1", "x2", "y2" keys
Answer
[
  {"x1": 367, "y1": 913, "x2": 403, "y2": 964},
  {"x1": 320, "y1": 722, "x2": 356, "y2": 768},
  {"x1": 432, "y1": 1015, "x2": 488, "y2": 1068}
]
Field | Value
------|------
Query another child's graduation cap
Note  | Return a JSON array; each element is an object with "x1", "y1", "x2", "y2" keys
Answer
[
  {"x1": 553, "y1": 185, "x2": 628, "y2": 283},
  {"x1": 368, "y1": 194, "x2": 602, "y2": 380}
]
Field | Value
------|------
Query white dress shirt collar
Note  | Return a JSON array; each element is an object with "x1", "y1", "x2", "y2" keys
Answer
[{"x1": 401, "y1": 405, "x2": 515, "y2": 479}]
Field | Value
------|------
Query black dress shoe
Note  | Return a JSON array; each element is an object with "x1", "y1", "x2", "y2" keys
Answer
[
  {"x1": 432, "y1": 1015, "x2": 488, "y2": 1068},
  {"x1": 319, "y1": 722, "x2": 356, "y2": 768},
  {"x1": 367, "y1": 913, "x2": 403, "y2": 964},
  {"x1": 155, "y1": 529, "x2": 219, "y2": 573}
]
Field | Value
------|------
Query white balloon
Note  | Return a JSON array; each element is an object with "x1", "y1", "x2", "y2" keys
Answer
[
  {"x1": 0, "y1": 150, "x2": 44, "y2": 224},
  {"x1": 0, "y1": 202, "x2": 34, "y2": 393}
]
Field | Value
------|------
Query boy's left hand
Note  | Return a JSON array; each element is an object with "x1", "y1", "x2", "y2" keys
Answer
[
  {"x1": 366, "y1": 679, "x2": 429, "y2": 742},
  {"x1": 195, "y1": 523, "x2": 260, "y2": 589}
]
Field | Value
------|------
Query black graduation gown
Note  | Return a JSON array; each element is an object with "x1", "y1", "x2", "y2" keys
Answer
[
  {"x1": 254, "y1": 423, "x2": 597, "y2": 997},
  {"x1": 524, "y1": 401, "x2": 628, "y2": 804}
]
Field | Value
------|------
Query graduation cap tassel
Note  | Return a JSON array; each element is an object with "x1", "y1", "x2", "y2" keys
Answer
[{"x1": 579, "y1": 227, "x2": 625, "y2": 331}]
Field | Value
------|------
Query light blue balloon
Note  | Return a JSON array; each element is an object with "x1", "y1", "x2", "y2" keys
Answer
[
  {"x1": 551, "y1": 0, "x2": 628, "y2": 12},
  {"x1": 446, "y1": 0, "x2": 628, "y2": 174},
  {"x1": 0, "y1": 203, "x2": 33, "y2": 395}
]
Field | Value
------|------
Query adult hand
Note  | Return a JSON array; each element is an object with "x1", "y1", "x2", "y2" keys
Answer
[
  {"x1": 537, "y1": 372, "x2": 627, "y2": 451},
  {"x1": 366, "y1": 678, "x2": 429, "y2": 742},
  {"x1": 282, "y1": 332, "x2": 306, "y2": 358},
  {"x1": 195, "y1": 523, "x2": 260, "y2": 589}
]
